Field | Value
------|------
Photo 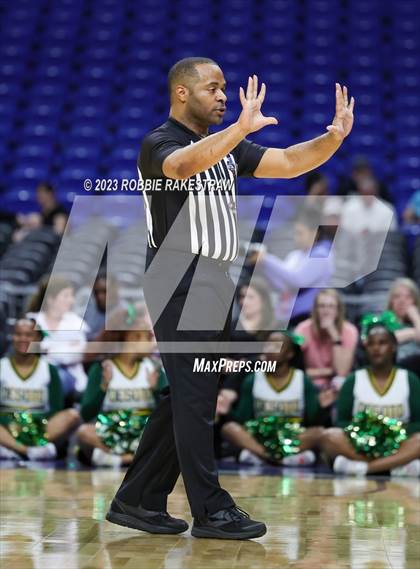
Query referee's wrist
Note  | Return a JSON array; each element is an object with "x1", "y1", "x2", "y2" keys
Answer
[{"x1": 233, "y1": 121, "x2": 250, "y2": 139}]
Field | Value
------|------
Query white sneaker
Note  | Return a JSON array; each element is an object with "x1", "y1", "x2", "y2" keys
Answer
[
  {"x1": 333, "y1": 455, "x2": 368, "y2": 476},
  {"x1": 0, "y1": 445, "x2": 21, "y2": 460},
  {"x1": 282, "y1": 450, "x2": 316, "y2": 466},
  {"x1": 391, "y1": 459, "x2": 420, "y2": 478},
  {"x1": 92, "y1": 448, "x2": 122, "y2": 467},
  {"x1": 238, "y1": 449, "x2": 265, "y2": 466},
  {"x1": 26, "y1": 443, "x2": 57, "y2": 461}
]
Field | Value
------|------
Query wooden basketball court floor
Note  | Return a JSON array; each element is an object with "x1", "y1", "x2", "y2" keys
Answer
[{"x1": 0, "y1": 464, "x2": 419, "y2": 569}]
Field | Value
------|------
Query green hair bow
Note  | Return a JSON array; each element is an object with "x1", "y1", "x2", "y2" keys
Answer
[{"x1": 360, "y1": 310, "x2": 402, "y2": 340}]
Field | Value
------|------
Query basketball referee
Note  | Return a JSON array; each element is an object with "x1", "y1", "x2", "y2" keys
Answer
[{"x1": 106, "y1": 57, "x2": 355, "y2": 540}]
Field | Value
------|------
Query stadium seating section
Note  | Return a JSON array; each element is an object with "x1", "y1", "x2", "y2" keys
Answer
[{"x1": 0, "y1": 0, "x2": 419, "y2": 216}]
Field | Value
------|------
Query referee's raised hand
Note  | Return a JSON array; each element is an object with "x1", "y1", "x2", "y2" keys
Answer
[
  {"x1": 326, "y1": 83, "x2": 355, "y2": 141},
  {"x1": 238, "y1": 75, "x2": 278, "y2": 134}
]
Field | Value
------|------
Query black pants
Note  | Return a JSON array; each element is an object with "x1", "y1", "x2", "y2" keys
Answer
[{"x1": 115, "y1": 248, "x2": 236, "y2": 518}]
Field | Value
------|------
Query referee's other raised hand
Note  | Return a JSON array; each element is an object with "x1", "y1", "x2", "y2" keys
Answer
[
  {"x1": 326, "y1": 83, "x2": 355, "y2": 141},
  {"x1": 238, "y1": 74, "x2": 278, "y2": 135}
]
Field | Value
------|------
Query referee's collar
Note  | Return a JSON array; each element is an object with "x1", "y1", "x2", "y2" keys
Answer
[{"x1": 167, "y1": 116, "x2": 208, "y2": 140}]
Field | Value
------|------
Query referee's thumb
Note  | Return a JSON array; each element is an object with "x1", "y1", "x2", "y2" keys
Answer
[{"x1": 265, "y1": 116, "x2": 278, "y2": 126}]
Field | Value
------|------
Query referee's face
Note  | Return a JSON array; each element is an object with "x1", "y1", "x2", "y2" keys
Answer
[{"x1": 187, "y1": 64, "x2": 227, "y2": 126}]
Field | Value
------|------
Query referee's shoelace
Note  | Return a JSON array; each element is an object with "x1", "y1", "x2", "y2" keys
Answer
[{"x1": 225, "y1": 506, "x2": 251, "y2": 522}]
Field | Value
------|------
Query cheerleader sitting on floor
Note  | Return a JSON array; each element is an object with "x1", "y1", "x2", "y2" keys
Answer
[
  {"x1": 0, "y1": 318, "x2": 80, "y2": 460},
  {"x1": 77, "y1": 303, "x2": 167, "y2": 467},
  {"x1": 321, "y1": 318, "x2": 420, "y2": 477},
  {"x1": 221, "y1": 331, "x2": 336, "y2": 466}
]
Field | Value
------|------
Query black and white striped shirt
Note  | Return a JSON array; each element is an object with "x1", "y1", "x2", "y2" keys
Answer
[{"x1": 138, "y1": 117, "x2": 267, "y2": 262}]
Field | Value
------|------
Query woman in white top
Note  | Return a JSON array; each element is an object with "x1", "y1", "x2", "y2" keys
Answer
[{"x1": 26, "y1": 276, "x2": 89, "y2": 398}]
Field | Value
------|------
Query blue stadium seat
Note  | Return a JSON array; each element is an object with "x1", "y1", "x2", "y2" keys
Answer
[
  {"x1": 396, "y1": 155, "x2": 420, "y2": 174},
  {"x1": 10, "y1": 160, "x2": 50, "y2": 182},
  {"x1": 22, "y1": 120, "x2": 58, "y2": 138},
  {"x1": 60, "y1": 161, "x2": 95, "y2": 182},
  {"x1": 28, "y1": 81, "x2": 67, "y2": 99},
  {"x1": 0, "y1": 61, "x2": 25, "y2": 78},
  {"x1": 66, "y1": 123, "x2": 105, "y2": 139},
  {"x1": 107, "y1": 163, "x2": 138, "y2": 181},
  {"x1": 0, "y1": 0, "x2": 418, "y2": 219},
  {"x1": 109, "y1": 144, "x2": 138, "y2": 162},
  {"x1": 62, "y1": 143, "x2": 101, "y2": 161},
  {"x1": 16, "y1": 143, "x2": 54, "y2": 160}
]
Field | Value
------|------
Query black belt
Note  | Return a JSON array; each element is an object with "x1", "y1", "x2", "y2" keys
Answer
[
  {"x1": 191, "y1": 253, "x2": 231, "y2": 271},
  {"x1": 147, "y1": 246, "x2": 231, "y2": 272}
]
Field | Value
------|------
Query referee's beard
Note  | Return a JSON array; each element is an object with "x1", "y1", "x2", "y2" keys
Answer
[
  {"x1": 185, "y1": 97, "x2": 226, "y2": 129},
  {"x1": 186, "y1": 108, "x2": 226, "y2": 130}
]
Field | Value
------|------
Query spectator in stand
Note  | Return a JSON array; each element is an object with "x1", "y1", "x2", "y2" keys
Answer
[
  {"x1": 387, "y1": 278, "x2": 420, "y2": 372},
  {"x1": 36, "y1": 182, "x2": 68, "y2": 232},
  {"x1": 232, "y1": 277, "x2": 278, "y2": 345},
  {"x1": 216, "y1": 277, "x2": 278, "y2": 417},
  {"x1": 0, "y1": 318, "x2": 80, "y2": 461},
  {"x1": 13, "y1": 182, "x2": 68, "y2": 242},
  {"x1": 402, "y1": 190, "x2": 420, "y2": 224},
  {"x1": 337, "y1": 155, "x2": 392, "y2": 203},
  {"x1": 337, "y1": 176, "x2": 398, "y2": 282},
  {"x1": 248, "y1": 207, "x2": 334, "y2": 326},
  {"x1": 340, "y1": 175, "x2": 398, "y2": 234},
  {"x1": 302, "y1": 171, "x2": 346, "y2": 242},
  {"x1": 79, "y1": 270, "x2": 123, "y2": 341},
  {"x1": 303, "y1": 171, "x2": 329, "y2": 209},
  {"x1": 26, "y1": 276, "x2": 89, "y2": 398},
  {"x1": 295, "y1": 289, "x2": 359, "y2": 391}
]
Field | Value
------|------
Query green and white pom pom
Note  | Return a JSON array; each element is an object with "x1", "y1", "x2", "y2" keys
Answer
[
  {"x1": 8, "y1": 412, "x2": 49, "y2": 447},
  {"x1": 96, "y1": 410, "x2": 149, "y2": 455},
  {"x1": 245, "y1": 416, "x2": 304, "y2": 461},
  {"x1": 345, "y1": 408, "x2": 407, "y2": 459}
]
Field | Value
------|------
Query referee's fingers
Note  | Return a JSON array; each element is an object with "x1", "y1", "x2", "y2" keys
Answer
[
  {"x1": 253, "y1": 74, "x2": 258, "y2": 98},
  {"x1": 343, "y1": 85, "x2": 348, "y2": 106},
  {"x1": 246, "y1": 76, "x2": 253, "y2": 99},
  {"x1": 258, "y1": 83, "x2": 266, "y2": 104},
  {"x1": 239, "y1": 86, "x2": 246, "y2": 106}
]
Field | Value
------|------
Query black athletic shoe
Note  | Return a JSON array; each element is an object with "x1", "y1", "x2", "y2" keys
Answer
[
  {"x1": 105, "y1": 497, "x2": 189, "y2": 534},
  {"x1": 191, "y1": 505, "x2": 267, "y2": 540}
]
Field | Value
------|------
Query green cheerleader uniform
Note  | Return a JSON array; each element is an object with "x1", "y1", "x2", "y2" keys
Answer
[
  {"x1": 230, "y1": 368, "x2": 326, "y2": 460},
  {"x1": 0, "y1": 355, "x2": 64, "y2": 446},
  {"x1": 81, "y1": 357, "x2": 167, "y2": 454},
  {"x1": 337, "y1": 368, "x2": 420, "y2": 458}
]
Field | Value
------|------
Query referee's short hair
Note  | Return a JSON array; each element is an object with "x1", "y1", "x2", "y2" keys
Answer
[{"x1": 168, "y1": 57, "x2": 218, "y2": 97}]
